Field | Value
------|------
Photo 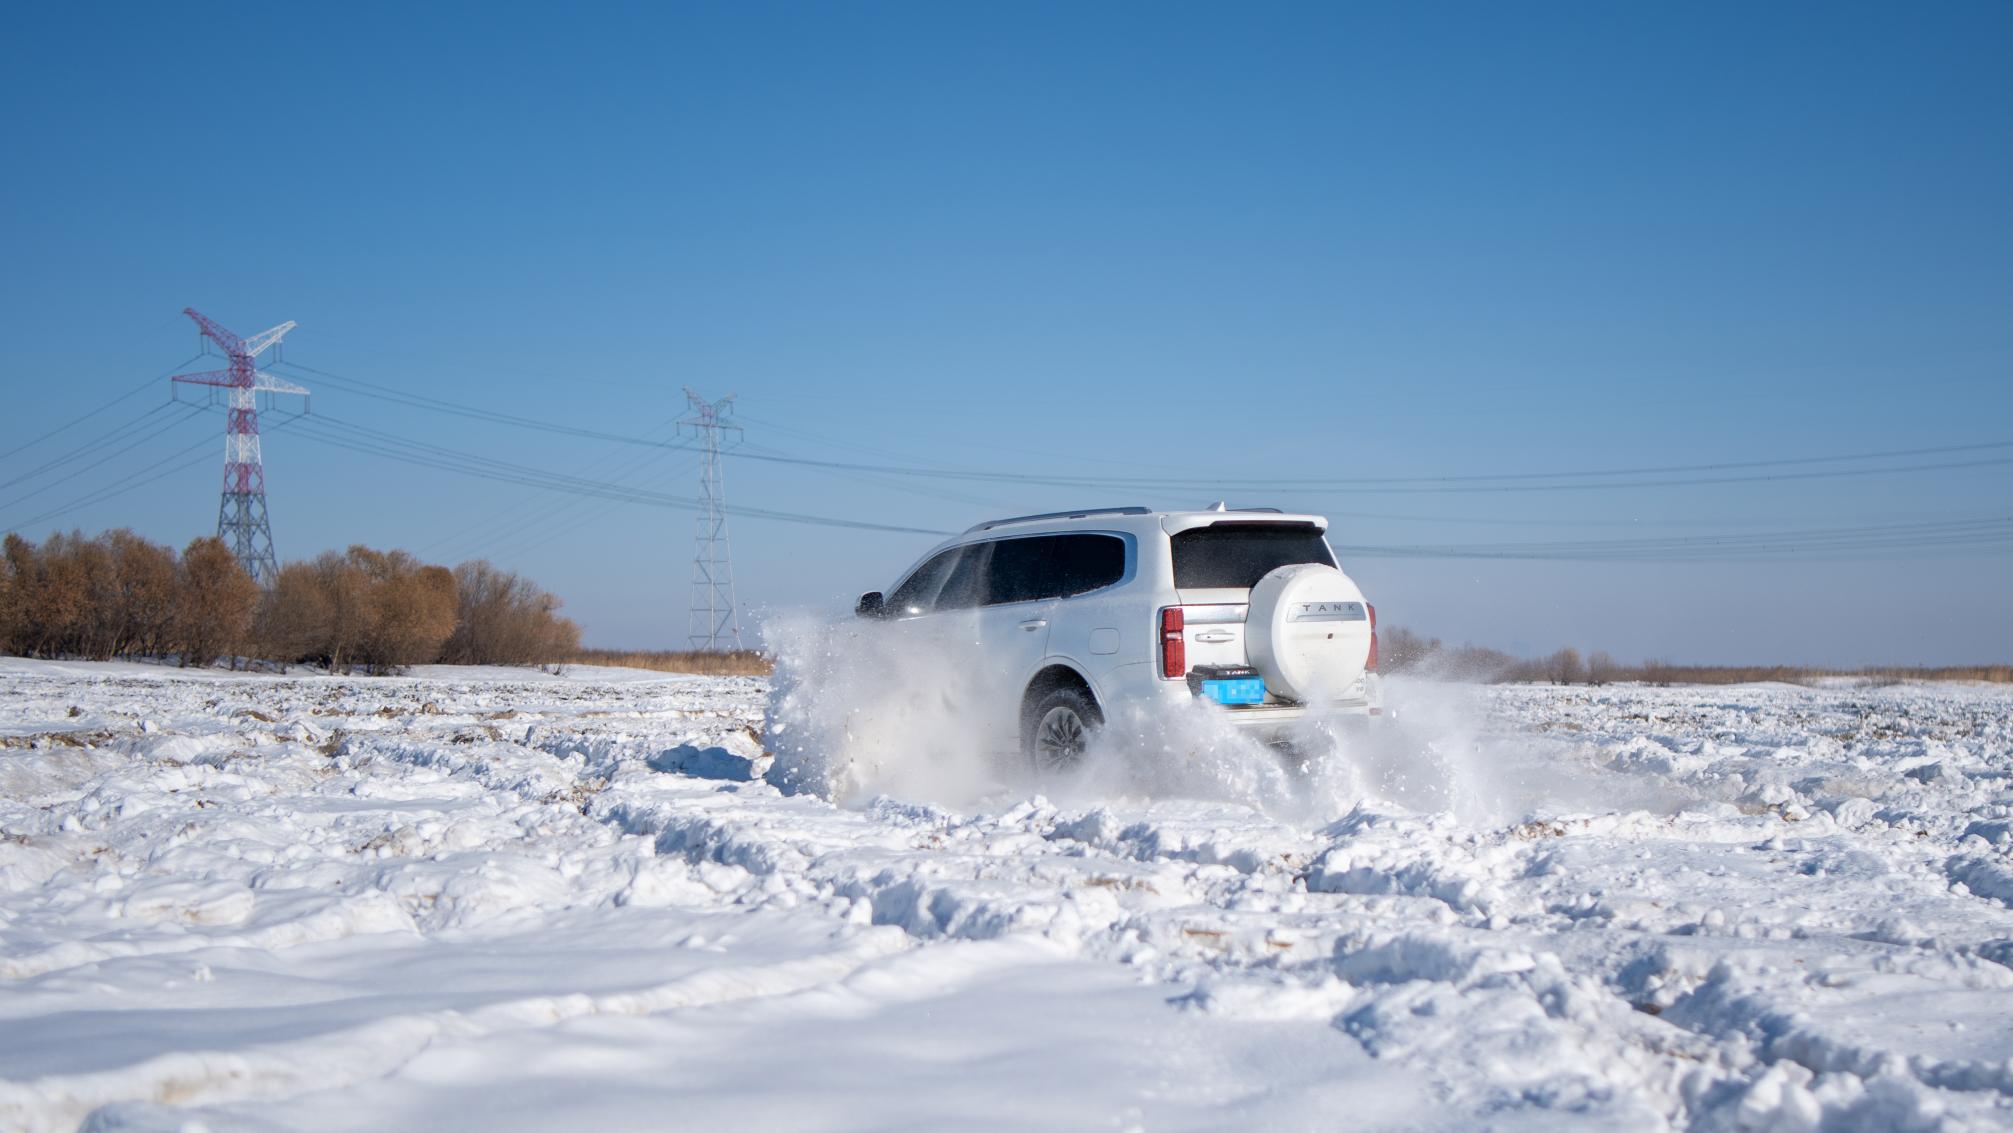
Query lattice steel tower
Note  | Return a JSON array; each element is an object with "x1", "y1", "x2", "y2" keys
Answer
[
  {"x1": 169, "y1": 308, "x2": 309, "y2": 587},
  {"x1": 681, "y1": 388, "x2": 743, "y2": 650}
]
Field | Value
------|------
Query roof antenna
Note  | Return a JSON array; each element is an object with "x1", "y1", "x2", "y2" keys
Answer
[{"x1": 1207, "y1": 500, "x2": 1229, "y2": 511}]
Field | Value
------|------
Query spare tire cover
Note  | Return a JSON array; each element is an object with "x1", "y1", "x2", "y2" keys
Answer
[{"x1": 1245, "y1": 563, "x2": 1371, "y2": 704}]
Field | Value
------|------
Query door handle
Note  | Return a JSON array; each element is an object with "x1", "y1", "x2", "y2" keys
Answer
[{"x1": 1020, "y1": 619, "x2": 1048, "y2": 631}]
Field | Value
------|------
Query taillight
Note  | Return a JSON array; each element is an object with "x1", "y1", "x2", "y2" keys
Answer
[
  {"x1": 1366, "y1": 603, "x2": 1379, "y2": 671},
  {"x1": 1160, "y1": 606, "x2": 1186, "y2": 679}
]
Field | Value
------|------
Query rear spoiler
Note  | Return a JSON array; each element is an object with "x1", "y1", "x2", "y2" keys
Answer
[{"x1": 1159, "y1": 513, "x2": 1329, "y2": 536}]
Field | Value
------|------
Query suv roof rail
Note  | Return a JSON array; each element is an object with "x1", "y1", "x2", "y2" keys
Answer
[{"x1": 966, "y1": 506, "x2": 1153, "y2": 533}]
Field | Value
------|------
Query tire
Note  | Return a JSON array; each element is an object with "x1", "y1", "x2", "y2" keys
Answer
[{"x1": 1021, "y1": 685, "x2": 1103, "y2": 773}]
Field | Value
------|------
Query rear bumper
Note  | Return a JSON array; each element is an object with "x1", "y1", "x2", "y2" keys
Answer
[
  {"x1": 1215, "y1": 698, "x2": 1379, "y2": 725},
  {"x1": 1089, "y1": 663, "x2": 1383, "y2": 738},
  {"x1": 1147, "y1": 672, "x2": 1384, "y2": 725}
]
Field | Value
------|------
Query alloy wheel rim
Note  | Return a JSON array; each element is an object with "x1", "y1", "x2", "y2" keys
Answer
[{"x1": 1035, "y1": 706, "x2": 1088, "y2": 771}]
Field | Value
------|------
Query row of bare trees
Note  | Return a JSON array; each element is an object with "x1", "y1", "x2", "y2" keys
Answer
[
  {"x1": 1379, "y1": 628, "x2": 1628, "y2": 685},
  {"x1": 1, "y1": 531, "x2": 259, "y2": 668},
  {"x1": 0, "y1": 529, "x2": 579, "y2": 673},
  {"x1": 1376, "y1": 628, "x2": 2011, "y2": 686}
]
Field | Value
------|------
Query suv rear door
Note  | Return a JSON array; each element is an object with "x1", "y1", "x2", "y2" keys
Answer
[{"x1": 1167, "y1": 521, "x2": 1337, "y2": 672}]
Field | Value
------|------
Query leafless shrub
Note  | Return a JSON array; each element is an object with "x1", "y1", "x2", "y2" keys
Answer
[
  {"x1": 175, "y1": 537, "x2": 260, "y2": 669},
  {"x1": 1378, "y1": 626, "x2": 1440, "y2": 674},
  {"x1": 351, "y1": 548, "x2": 458, "y2": 672},
  {"x1": 253, "y1": 562, "x2": 332, "y2": 671},
  {"x1": 1586, "y1": 650, "x2": 1619, "y2": 687},
  {"x1": 66, "y1": 533, "x2": 118, "y2": 660},
  {"x1": 0, "y1": 534, "x2": 19, "y2": 655},
  {"x1": 1, "y1": 530, "x2": 253, "y2": 665},
  {"x1": 1432, "y1": 643, "x2": 1522, "y2": 681},
  {"x1": 19, "y1": 531, "x2": 90, "y2": 657},
  {"x1": 2, "y1": 529, "x2": 592, "y2": 677},
  {"x1": 441, "y1": 561, "x2": 581, "y2": 667},
  {"x1": 311, "y1": 550, "x2": 376, "y2": 673},
  {"x1": 106, "y1": 530, "x2": 178, "y2": 659},
  {"x1": 1547, "y1": 647, "x2": 1584, "y2": 685},
  {"x1": 260, "y1": 547, "x2": 459, "y2": 674},
  {"x1": 1367, "y1": 625, "x2": 1520, "y2": 681}
]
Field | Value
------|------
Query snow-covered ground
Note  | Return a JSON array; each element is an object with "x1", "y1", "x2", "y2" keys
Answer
[{"x1": 2, "y1": 658, "x2": 2011, "y2": 1132}]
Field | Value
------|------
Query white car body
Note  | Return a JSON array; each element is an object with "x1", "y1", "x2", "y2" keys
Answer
[{"x1": 857, "y1": 505, "x2": 1383, "y2": 761}]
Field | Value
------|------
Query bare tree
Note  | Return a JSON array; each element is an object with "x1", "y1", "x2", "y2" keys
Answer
[
  {"x1": 310, "y1": 550, "x2": 375, "y2": 674},
  {"x1": 69, "y1": 534, "x2": 120, "y2": 660},
  {"x1": 1547, "y1": 647, "x2": 1584, "y2": 686},
  {"x1": 1378, "y1": 626, "x2": 1442, "y2": 674},
  {"x1": 441, "y1": 560, "x2": 581, "y2": 667},
  {"x1": 253, "y1": 561, "x2": 333, "y2": 671},
  {"x1": 1586, "y1": 650, "x2": 1618, "y2": 687},
  {"x1": 0, "y1": 529, "x2": 583, "y2": 677},
  {"x1": 0, "y1": 533, "x2": 33, "y2": 656},
  {"x1": 106, "y1": 530, "x2": 178, "y2": 658},
  {"x1": 175, "y1": 537, "x2": 259, "y2": 668},
  {"x1": 365, "y1": 557, "x2": 457, "y2": 671},
  {"x1": 29, "y1": 532, "x2": 90, "y2": 657}
]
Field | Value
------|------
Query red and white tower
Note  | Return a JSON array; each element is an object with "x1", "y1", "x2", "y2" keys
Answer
[{"x1": 169, "y1": 308, "x2": 308, "y2": 587}]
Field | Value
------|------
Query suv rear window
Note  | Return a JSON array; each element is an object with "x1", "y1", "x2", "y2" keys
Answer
[{"x1": 1170, "y1": 523, "x2": 1335, "y2": 589}]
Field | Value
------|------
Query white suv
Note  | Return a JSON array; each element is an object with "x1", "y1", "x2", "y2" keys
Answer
[{"x1": 855, "y1": 505, "x2": 1382, "y2": 769}]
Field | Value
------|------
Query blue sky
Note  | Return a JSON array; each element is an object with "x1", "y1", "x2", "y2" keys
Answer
[{"x1": 3, "y1": 1, "x2": 2009, "y2": 664}]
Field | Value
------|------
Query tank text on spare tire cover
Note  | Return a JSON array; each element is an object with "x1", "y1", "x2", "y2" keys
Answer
[{"x1": 1289, "y1": 602, "x2": 1366, "y2": 622}]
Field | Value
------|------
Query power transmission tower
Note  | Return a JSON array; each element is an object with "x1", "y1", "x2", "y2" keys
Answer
[
  {"x1": 681, "y1": 388, "x2": 743, "y2": 651},
  {"x1": 169, "y1": 308, "x2": 309, "y2": 587}
]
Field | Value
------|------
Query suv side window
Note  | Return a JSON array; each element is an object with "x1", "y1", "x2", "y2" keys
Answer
[
  {"x1": 984, "y1": 536, "x2": 1058, "y2": 606},
  {"x1": 1051, "y1": 533, "x2": 1126, "y2": 597},
  {"x1": 932, "y1": 543, "x2": 988, "y2": 612},
  {"x1": 979, "y1": 533, "x2": 1126, "y2": 606},
  {"x1": 885, "y1": 547, "x2": 961, "y2": 616}
]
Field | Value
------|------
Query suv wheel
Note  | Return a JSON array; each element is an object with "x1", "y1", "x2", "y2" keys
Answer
[{"x1": 1024, "y1": 685, "x2": 1102, "y2": 773}]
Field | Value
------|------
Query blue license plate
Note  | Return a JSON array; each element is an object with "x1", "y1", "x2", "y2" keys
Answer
[{"x1": 1201, "y1": 677, "x2": 1266, "y2": 705}]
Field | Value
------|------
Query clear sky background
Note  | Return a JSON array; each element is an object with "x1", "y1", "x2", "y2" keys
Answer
[{"x1": 3, "y1": 1, "x2": 2009, "y2": 665}]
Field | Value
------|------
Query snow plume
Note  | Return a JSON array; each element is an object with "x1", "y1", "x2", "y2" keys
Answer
[
  {"x1": 762, "y1": 612, "x2": 1009, "y2": 804},
  {"x1": 1036, "y1": 677, "x2": 1531, "y2": 825},
  {"x1": 760, "y1": 610, "x2": 1341, "y2": 815},
  {"x1": 761, "y1": 609, "x2": 1686, "y2": 826},
  {"x1": 1315, "y1": 678, "x2": 1701, "y2": 824},
  {"x1": 763, "y1": 611, "x2": 1511, "y2": 823}
]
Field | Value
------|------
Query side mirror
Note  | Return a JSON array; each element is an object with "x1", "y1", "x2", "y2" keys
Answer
[{"x1": 855, "y1": 591, "x2": 885, "y2": 618}]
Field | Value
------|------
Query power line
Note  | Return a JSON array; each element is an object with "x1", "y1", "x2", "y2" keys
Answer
[
  {"x1": 284, "y1": 415, "x2": 954, "y2": 536},
  {"x1": 271, "y1": 360, "x2": 2013, "y2": 494},
  {"x1": 421, "y1": 411, "x2": 697, "y2": 563},
  {"x1": 1336, "y1": 514, "x2": 2013, "y2": 562},
  {"x1": 241, "y1": 358, "x2": 2013, "y2": 560},
  {"x1": 0, "y1": 404, "x2": 207, "y2": 516},
  {"x1": 0, "y1": 355, "x2": 204, "y2": 465},
  {"x1": 0, "y1": 403, "x2": 181, "y2": 492},
  {"x1": 4, "y1": 415, "x2": 247, "y2": 532},
  {"x1": 286, "y1": 408, "x2": 2011, "y2": 561}
]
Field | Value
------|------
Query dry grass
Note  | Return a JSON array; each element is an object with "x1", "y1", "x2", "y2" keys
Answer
[{"x1": 564, "y1": 649, "x2": 772, "y2": 677}]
